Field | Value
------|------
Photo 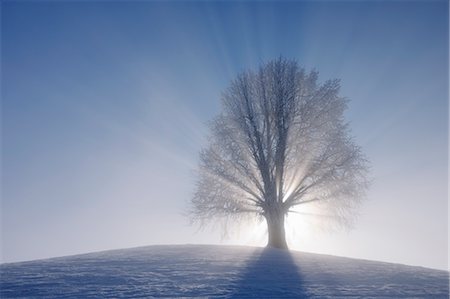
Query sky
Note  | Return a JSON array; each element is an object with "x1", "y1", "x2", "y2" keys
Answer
[{"x1": 1, "y1": 1, "x2": 448, "y2": 270}]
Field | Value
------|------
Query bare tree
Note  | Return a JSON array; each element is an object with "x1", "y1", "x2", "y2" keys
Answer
[{"x1": 190, "y1": 58, "x2": 369, "y2": 249}]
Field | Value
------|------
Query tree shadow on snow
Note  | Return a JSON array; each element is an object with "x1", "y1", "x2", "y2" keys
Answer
[{"x1": 230, "y1": 247, "x2": 309, "y2": 298}]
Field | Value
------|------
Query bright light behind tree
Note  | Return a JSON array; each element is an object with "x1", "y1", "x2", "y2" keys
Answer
[
  {"x1": 190, "y1": 58, "x2": 370, "y2": 249},
  {"x1": 3, "y1": 1, "x2": 447, "y2": 271}
]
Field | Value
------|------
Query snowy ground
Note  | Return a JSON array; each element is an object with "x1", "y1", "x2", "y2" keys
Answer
[{"x1": 1, "y1": 245, "x2": 448, "y2": 298}]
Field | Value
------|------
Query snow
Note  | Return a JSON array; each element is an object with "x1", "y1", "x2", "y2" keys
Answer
[{"x1": 1, "y1": 245, "x2": 448, "y2": 298}]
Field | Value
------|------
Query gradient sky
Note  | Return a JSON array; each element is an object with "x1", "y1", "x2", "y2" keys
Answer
[{"x1": 2, "y1": 1, "x2": 448, "y2": 270}]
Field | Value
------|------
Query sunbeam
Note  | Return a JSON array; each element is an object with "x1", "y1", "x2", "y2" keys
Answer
[{"x1": 2, "y1": 0, "x2": 447, "y2": 271}]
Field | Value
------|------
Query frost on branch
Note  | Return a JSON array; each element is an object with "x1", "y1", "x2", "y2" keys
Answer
[{"x1": 189, "y1": 58, "x2": 369, "y2": 246}]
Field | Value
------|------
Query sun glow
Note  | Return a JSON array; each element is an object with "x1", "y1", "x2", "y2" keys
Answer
[
  {"x1": 285, "y1": 208, "x2": 316, "y2": 250},
  {"x1": 224, "y1": 202, "x2": 322, "y2": 250}
]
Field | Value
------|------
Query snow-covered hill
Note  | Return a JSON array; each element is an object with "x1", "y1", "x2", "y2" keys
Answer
[{"x1": 1, "y1": 245, "x2": 448, "y2": 298}]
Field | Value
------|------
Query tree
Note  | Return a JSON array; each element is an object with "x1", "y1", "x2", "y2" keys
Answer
[{"x1": 190, "y1": 58, "x2": 369, "y2": 249}]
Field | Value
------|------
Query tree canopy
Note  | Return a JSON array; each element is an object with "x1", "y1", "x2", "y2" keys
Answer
[{"x1": 190, "y1": 58, "x2": 369, "y2": 248}]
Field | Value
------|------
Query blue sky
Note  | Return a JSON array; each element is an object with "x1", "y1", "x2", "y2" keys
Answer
[{"x1": 2, "y1": 1, "x2": 448, "y2": 270}]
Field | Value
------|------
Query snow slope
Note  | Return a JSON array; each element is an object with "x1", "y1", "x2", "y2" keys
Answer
[{"x1": 1, "y1": 245, "x2": 448, "y2": 298}]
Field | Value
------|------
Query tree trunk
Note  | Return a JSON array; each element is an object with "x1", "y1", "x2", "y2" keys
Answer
[{"x1": 265, "y1": 209, "x2": 288, "y2": 249}]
